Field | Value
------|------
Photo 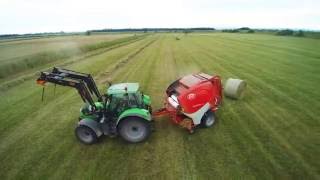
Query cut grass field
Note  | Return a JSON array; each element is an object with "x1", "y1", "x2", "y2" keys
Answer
[
  {"x1": 0, "y1": 33, "x2": 319, "y2": 179},
  {"x1": 0, "y1": 34, "x2": 132, "y2": 61},
  {"x1": 0, "y1": 34, "x2": 138, "y2": 79}
]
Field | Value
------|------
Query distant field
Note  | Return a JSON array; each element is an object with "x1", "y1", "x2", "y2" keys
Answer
[
  {"x1": 0, "y1": 34, "x2": 132, "y2": 61},
  {"x1": 0, "y1": 34, "x2": 143, "y2": 80},
  {"x1": 0, "y1": 33, "x2": 319, "y2": 179}
]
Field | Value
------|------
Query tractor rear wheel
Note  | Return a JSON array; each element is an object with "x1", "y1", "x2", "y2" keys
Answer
[
  {"x1": 75, "y1": 125, "x2": 98, "y2": 145},
  {"x1": 200, "y1": 110, "x2": 216, "y2": 128},
  {"x1": 118, "y1": 117, "x2": 151, "y2": 143}
]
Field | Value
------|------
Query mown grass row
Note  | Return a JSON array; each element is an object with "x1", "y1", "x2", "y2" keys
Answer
[{"x1": 0, "y1": 35, "x2": 146, "y2": 79}]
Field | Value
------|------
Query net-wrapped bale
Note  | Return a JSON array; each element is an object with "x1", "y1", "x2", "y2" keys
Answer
[{"x1": 224, "y1": 78, "x2": 247, "y2": 99}]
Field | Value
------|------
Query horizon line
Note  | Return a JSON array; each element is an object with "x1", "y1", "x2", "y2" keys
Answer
[{"x1": 1, "y1": 27, "x2": 319, "y2": 36}]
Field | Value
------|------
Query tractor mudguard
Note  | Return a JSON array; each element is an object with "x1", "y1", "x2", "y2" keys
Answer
[
  {"x1": 117, "y1": 108, "x2": 152, "y2": 125},
  {"x1": 78, "y1": 119, "x2": 103, "y2": 137},
  {"x1": 143, "y1": 94, "x2": 151, "y2": 106}
]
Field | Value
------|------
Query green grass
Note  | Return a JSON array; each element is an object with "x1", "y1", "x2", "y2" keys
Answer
[
  {"x1": 0, "y1": 34, "x2": 142, "y2": 79},
  {"x1": 0, "y1": 33, "x2": 319, "y2": 179},
  {"x1": 0, "y1": 34, "x2": 133, "y2": 61}
]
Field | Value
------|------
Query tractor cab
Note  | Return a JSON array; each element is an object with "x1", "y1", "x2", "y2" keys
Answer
[
  {"x1": 106, "y1": 83, "x2": 151, "y2": 116},
  {"x1": 78, "y1": 82, "x2": 151, "y2": 120}
]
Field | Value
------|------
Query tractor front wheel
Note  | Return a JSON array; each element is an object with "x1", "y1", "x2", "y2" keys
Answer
[
  {"x1": 75, "y1": 125, "x2": 98, "y2": 145},
  {"x1": 200, "y1": 110, "x2": 216, "y2": 128},
  {"x1": 118, "y1": 117, "x2": 151, "y2": 143}
]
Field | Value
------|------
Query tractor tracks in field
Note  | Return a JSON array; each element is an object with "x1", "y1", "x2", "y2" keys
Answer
[{"x1": 96, "y1": 37, "x2": 158, "y2": 84}]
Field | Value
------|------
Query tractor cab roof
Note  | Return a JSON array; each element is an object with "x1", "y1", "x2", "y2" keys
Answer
[{"x1": 107, "y1": 83, "x2": 140, "y2": 95}]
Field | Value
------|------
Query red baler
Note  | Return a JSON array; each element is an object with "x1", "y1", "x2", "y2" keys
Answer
[{"x1": 153, "y1": 73, "x2": 223, "y2": 133}]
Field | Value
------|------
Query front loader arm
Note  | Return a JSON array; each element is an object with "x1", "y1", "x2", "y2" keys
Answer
[
  {"x1": 52, "y1": 67, "x2": 102, "y2": 100},
  {"x1": 37, "y1": 71, "x2": 96, "y2": 109}
]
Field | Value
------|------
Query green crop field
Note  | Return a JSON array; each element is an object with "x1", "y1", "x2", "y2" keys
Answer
[
  {"x1": 0, "y1": 34, "x2": 132, "y2": 61},
  {"x1": 0, "y1": 33, "x2": 319, "y2": 179}
]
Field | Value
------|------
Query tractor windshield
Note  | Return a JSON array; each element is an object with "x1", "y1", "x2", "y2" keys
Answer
[
  {"x1": 108, "y1": 92, "x2": 143, "y2": 115},
  {"x1": 128, "y1": 92, "x2": 143, "y2": 107}
]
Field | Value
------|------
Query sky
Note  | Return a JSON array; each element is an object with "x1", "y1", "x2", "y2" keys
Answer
[{"x1": 0, "y1": 0, "x2": 319, "y2": 34}]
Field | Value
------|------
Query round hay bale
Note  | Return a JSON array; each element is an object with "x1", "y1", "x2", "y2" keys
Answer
[{"x1": 224, "y1": 78, "x2": 247, "y2": 99}]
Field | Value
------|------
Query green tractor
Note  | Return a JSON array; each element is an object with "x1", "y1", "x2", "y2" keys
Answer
[{"x1": 37, "y1": 67, "x2": 152, "y2": 144}]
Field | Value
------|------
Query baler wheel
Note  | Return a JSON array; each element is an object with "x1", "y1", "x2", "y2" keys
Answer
[{"x1": 200, "y1": 110, "x2": 216, "y2": 128}]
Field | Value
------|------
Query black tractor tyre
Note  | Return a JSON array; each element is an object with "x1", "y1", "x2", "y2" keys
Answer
[
  {"x1": 146, "y1": 105, "x2": 152, "y2": 114},
  {"x1": 75, "y1": 125, "x2": 98, "y2": 145},
  {"x1": 118, "y1": 117, "x2": 151, "y2": 143},
  {"x1": 200, "y1": 110, "x2": 216, "y2": 128}
]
